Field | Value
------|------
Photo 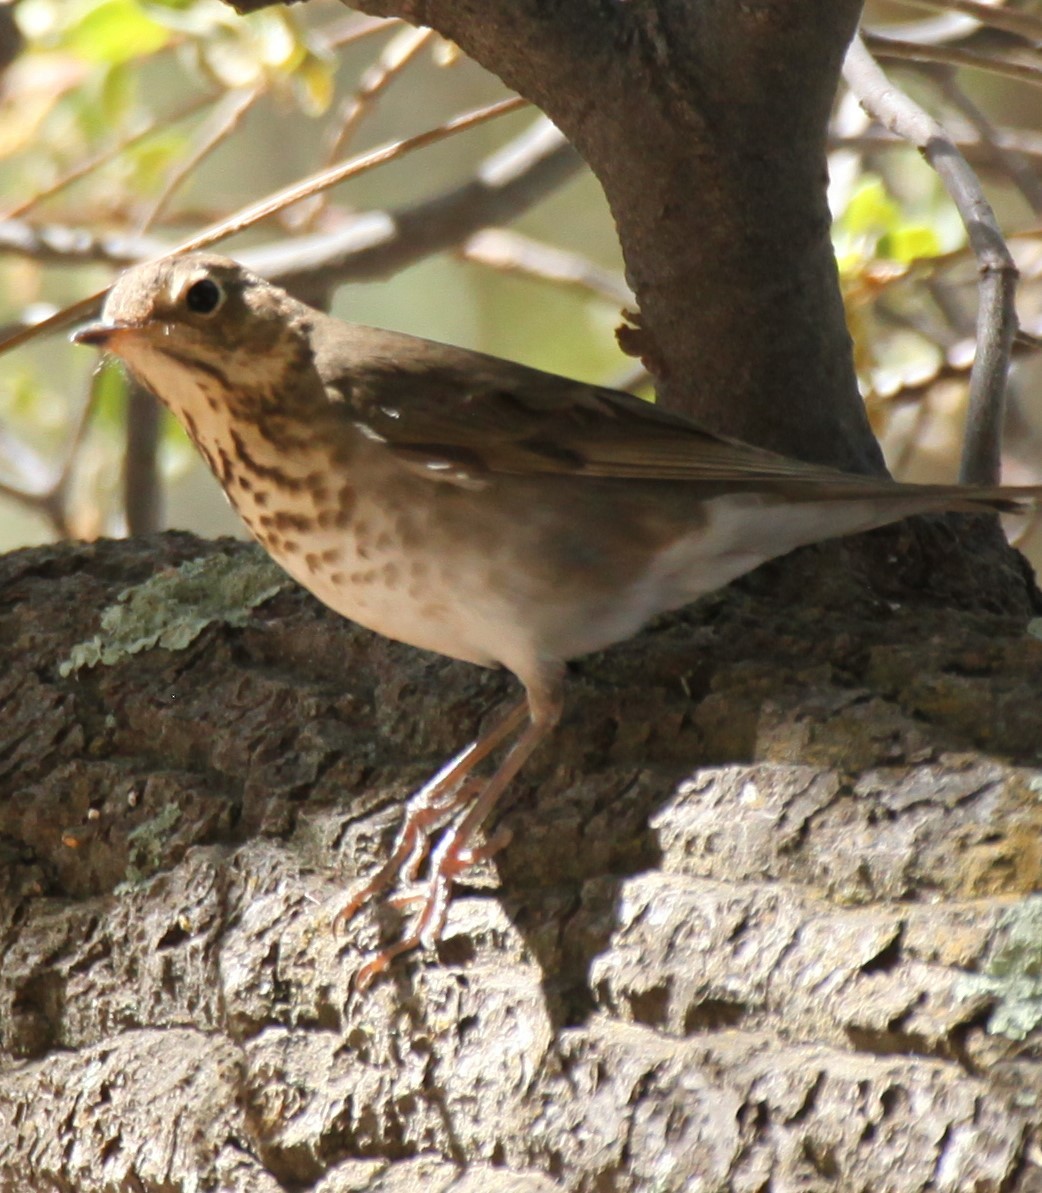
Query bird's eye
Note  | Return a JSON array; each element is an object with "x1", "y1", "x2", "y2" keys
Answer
[{"x1": 184, "y1": 278, "x2": 223, "y2": 315}]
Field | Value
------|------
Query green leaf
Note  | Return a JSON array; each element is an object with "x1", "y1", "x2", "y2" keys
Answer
[
  {"x1": 841, "y1": 177, "x2": 900, "y2": 238},
  {"x1": 62, "y1": 0, "x2": 170, "y2": 66},
  {"x1": 881, "y1": 223, "x2": 943, "y2": 264},
  {"x1": 294, "y1": 51, "x2": 335, "y2": 117}
]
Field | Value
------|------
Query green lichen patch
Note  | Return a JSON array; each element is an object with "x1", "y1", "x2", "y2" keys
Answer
[
  {"x1": 122, "y1": 801, "x2": 184, "y2": 886},
  {"x1": 60, "y1": 549, "x2": 290, "y2": 676},
  {"x1": 956, "y1": 896, "x2": 1042, "y2": 1040}
]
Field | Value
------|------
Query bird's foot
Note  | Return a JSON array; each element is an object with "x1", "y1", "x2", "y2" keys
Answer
[
  {"x1": 333, "y1": 694, "x2": 555, "y2": 988},
  {"x1": 332, "y1": 772, "x2": 485, "y2": 932},
  {"x1": 350, "y1": 823, "x2": 513, "y2": 990}
]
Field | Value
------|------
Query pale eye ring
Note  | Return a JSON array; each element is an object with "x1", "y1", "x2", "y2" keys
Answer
[{"x1": 184, "y1": 277, "x2": 224, "y2": 315}]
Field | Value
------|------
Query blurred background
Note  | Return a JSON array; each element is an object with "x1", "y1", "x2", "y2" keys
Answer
[{"x1": 2, "y1": 0, "x2": 1042, "y2": 563}]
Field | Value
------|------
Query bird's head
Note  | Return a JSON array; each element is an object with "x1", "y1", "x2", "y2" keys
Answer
[{"x1": 74, "y1": 252, "x2": 316, "y2": 418}]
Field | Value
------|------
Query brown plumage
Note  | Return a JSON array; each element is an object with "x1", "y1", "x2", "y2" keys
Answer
[{"x1": 75, "y1": 251, "x2": 1040, "y2": 985}]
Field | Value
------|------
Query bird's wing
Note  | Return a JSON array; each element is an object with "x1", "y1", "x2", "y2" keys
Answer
[{"x1": 314, "y1": 320, "x2": 874, "y2": 489}]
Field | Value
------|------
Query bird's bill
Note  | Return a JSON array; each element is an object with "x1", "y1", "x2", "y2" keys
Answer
[
  {"x1": 72, "y1": 322, "x2": 138, "y2": 349},
  {"x1": 72, "y1": 322, "x2": 116, "y2": 347}
]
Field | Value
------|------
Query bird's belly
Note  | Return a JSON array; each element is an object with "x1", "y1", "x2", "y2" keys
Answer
[
  {"x1": 292, "y1": 549, "x2": 501, "y2": 666},
  {"x1": 228, "y1": 486, "x2": 512, "y2": 667}
]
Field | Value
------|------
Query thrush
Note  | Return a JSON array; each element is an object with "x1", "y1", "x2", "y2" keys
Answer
[{"x1": 74, "y1": 251, "x2": 1040, "y2": 986}]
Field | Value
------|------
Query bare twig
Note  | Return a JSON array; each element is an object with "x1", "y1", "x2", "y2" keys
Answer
[
  {"x1": 0, "y1": 92, "x2": 219, "y2": 222},
  {"x1": 0, "y1": 117, "x2": 578, "y2": 289},
  {"x1": 0, "y1": 94, "x2": 529, "y2": 356},
  {"x1": 843, "y1": 33, "x2": 1018, "y2": 485},
  {"x1": 123, "y1": 381, "x2": 163, "y2": 534},
  {"x1": 292, "y1": 26, "x2": 437, "y2": 232},
  {"x1": 937, "y1": 73, "x2": 1042, "y2": 214},
  {"x1": 885, "y1": 0, "x2": 1042, "y2": 43},
  {"x1": 0, "y1": 222, "x2": 167, "y2": 267},
  {"x1": 137, "y1": 86, "x2": 263, "y2": 233},
  {"x1": 179, "y1": 93, "x2": 528, "y2": 250},
  {"x1": 249, "y1": 117, "x2": 580, "y2": 302},
  {"x1": 320, "y1": 11, "x2": 399, "y2": 51},
  {"x1": 830, "y1": 125, "x2": 1042, "y2": 169},
  {"x1": 862, "y1": 33, "x2": 1042, "y2": 91},
  {"x1": 0, "y1": 381, "x2": 98, "y2": 538},
  {"x1": 460, "y1": 228, "x2": 631, "y2": 305},
  {"x1": 322, "y1": 26, "x2": 435, "y2": 174}
]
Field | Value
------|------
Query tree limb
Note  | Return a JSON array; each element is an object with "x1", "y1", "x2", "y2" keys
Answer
[{"x1": 843, "y1": 33, "x2": 1018, "y2": 485}]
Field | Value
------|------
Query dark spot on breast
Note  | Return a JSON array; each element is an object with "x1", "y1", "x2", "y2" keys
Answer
[
  {"x1": 306, "y1": 473, "x2": 329, "y2": 501},
  {"x1": 230, "y1": 428, "x2": 307, "y2": 493},
  {"x1": 198, "y1": 444, "x2": 219, "y2": 477},
  {"x1": 216, "y1": 446, "x2": 235, "y2": 485},
  {"x1": 305, "y1": 553, "x2": 320, "y2": 573},
  {"x1": 254, "y1": 415, "x2": 315, "y2": 452},
  {"x1": 282, "y1": 539, "x2": 300, "y2": 554},
  {"x1": 272, "y1": 510, "x2": 314, "y2": 533},
  {"x1": 396, "y1": 517, "x2": 423, "y2": 550},
  {"x1": 337, "y1": 484, "x2": 355, "y2": 517},
  {"x1": 159, "y1": 347, "x2": 231, "y2": 390},
  {"x1": 321, "y1": 547, "x2": 341, "y2": 564}
]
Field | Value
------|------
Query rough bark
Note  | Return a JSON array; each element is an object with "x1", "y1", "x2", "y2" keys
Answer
[
  {"x1": 232, "y1": 0, "x2": 881, "y2": 476},
  {"x1": 3, "y1": 531, "x2": 1042, "y2": 1191}
]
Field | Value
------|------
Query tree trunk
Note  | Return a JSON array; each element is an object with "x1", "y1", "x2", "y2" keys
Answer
[
  {"x1": 231, "y1": 0, "x2": 880, "y2": 474},
  {"x1": 6, "y1": 1, "x2": 1042, "y2": 1188},
  {"x1": 3, "y1": 531, "x2": 1042, "y2": 1190}
]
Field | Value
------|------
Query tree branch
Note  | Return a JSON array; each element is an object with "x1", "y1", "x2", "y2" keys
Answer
[
  {"x1": 314, "y1": 0, "x2": 881, "y2": 472},
  {"x1": 843, "y1": 33, "x2": 1018, "y2": 486}
]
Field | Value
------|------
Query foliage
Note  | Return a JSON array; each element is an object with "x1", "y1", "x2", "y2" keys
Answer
[{"x1": 0, "y1": 0, "x2": 1041, "y2": 556}]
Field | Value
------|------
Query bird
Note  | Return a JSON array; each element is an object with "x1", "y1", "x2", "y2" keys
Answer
[{"x1": 73, "y1": 251, "x2": 1040, "y2": 986}]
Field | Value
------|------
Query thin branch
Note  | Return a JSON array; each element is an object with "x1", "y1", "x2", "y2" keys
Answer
[
  {"x1": 177, "y1": 93, "x2": 528, "y2": 253},
  {"x1": 0, "y1": 221, "x2": 167, "y2": 267},
  {"x1": 0, "y1": 380, "x2": 98, "y2": 538},
  {"x1": 0, "y1": 91, "x2": 219, "y2": 222},
  {"x1": 843, "y1": 33, "x2": 1018, "y2": 485},
  {"x1": 293, "y1": 26, "x2": 437, "y2": 233},
  {"x1": 322, "y1": 26, "x2": 435, "y2": 177},
  {"x1": 830, "y1": 125, "x2": 1042, "y2": 168},
  {"x1": 862, "y1": 33, "x2": 1042, "y2": 90},
  {"x1": 123, "y1": 381, "x2": 163, "y2": 535},
  {"x1": 137, "y1": 85, "x2": 263, "y2": 233},
  {"x1": 320, "y1": 11, "x2": 400, "y2": 51},
  {"x1": 886, "y1": 0, "x2": 1042, "y2": 43},
  {"x1": 0, "y1": 94, "x2": 529, "y2": 356},
  {"x1": 249, "y1": 117, "x2": 580, "y2": 301},
  {"x1": 0, "y1": 118, "x2": 579, "y2": 295},
  {"x1": 460, "y1": 228, "x2": 631, "y2": 306},
  {"x1": 936, "y1": 73, "x2": 1042, "y2": 214}
]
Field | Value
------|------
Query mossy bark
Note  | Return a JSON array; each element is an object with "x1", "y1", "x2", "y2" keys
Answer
[{"x1": 3, "y1": 531, "x2": 1042, "y2": 1190}]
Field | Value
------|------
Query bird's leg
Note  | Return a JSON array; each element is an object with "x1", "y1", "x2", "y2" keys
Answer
[
  {"x1": 352, "y1": 670, "x2": 564, "y2": 989},
  {"x1": 334, "y1": 698, "x2": 528, "y2": 931}
]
